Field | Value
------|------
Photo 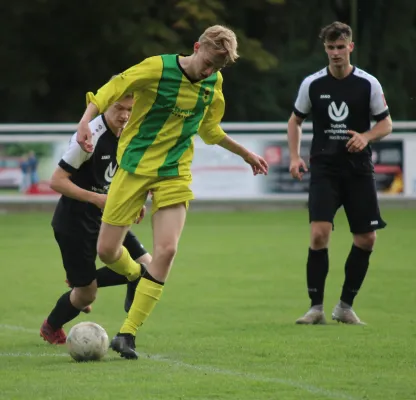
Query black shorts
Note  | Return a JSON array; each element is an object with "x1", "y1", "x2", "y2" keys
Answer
[
  {"x1": 53, "y1": 230, "x2": 148, "y2": 287},
  {"x1": 308, "y1": 168, "x2": 387, "y2": 234}
]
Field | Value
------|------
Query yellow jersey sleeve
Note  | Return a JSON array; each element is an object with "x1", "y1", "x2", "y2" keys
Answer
[
  {"x1": 198, "y1": 73, "x2": 227, "y2": 145},
  {"x1": 86, "y1": 56, "x2": 163, "y2": 113}
]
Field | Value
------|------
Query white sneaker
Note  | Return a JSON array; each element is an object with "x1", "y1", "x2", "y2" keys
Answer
[
  {"x1": 295, "y1": 308, "x2": 326, "y2": 325},
  {"x1": 331, "y1": 304, "x2": 366, "y2": 325}
]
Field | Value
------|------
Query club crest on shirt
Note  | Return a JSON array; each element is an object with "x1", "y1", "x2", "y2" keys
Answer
[{"x1": 203, "y1": 88, "x2": 212, "y2": 103}]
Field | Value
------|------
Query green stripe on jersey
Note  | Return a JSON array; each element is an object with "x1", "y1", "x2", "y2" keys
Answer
[
  {"x1": 158, "y1": 74, "x2": 218, "y2": 176},
  {"x1": 120, "y1": 54, "x2": 182, "y2": 172}
]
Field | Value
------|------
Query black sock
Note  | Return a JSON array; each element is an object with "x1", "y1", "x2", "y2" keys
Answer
[
  {"x1": 142, "y1": 268, "x2": 165, "y2": 285},
  {"x1": 47, "y1": 291, "x2": 81, "y2": 330},
  {"x1": 307, "y1": 248, "x2": 329, "y2": 307},
  {"x1": 96, "y1": 266, "x2": 128, "y2": 288},
  {"x1": 341, "y1": 244, "x2": 372, "y2": 306}
]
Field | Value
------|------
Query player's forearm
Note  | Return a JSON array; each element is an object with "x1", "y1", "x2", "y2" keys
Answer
[
  {"x1": 50, "y1": 177, "x2": 98, "y2": 204},
  {"x1": 79, "y1": 103, "x2": 99, "y2": 126},
  {"x1": 287, "y1": 118, "x2": 302, "y2": 159},
  {"x1": 217, "y1": 135, "x2": 250, "y2": 159},
  {"x1": 363, "y1": 117, "x2": 393, "y2": 142}
]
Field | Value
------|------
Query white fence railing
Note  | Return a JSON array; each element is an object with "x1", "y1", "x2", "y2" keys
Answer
[
  {"x1": 0, "y1": 122, "x2": 415, "y2": 203},
  {"x1": 1, "y1": 120, "x2": 416, "y2": 132}
]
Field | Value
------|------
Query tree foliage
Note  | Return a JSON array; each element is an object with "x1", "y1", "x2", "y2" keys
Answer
[{"x1": 1, "y1": 0, "x2": 415, "y2": 122}]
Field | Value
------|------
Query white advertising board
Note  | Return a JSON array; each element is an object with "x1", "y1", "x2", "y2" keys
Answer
[{"x1": 0, "y1": 131, "x2": 414, "y2": 202}]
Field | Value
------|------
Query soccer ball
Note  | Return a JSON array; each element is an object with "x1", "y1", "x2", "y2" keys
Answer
[{"x1": 66, "y1": 322, "x2": 109, "y2": 362}]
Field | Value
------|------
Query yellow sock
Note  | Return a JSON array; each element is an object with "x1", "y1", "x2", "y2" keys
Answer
[
  {"x1": 120, "y1": 278, "x2": 164, "y2": 335},
  {"x1": 107, "y1": 246, "x2": 141, "y2": 281}
]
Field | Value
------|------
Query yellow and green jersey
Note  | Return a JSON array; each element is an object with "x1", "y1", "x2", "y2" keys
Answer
[{"x1": 86, "y1": 54, "x2": 227, "y2": 177}]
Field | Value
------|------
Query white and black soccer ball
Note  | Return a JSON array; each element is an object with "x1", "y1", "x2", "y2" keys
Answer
[{"x1": 66, "y1": 322, "x2": 109, "y2": 362}]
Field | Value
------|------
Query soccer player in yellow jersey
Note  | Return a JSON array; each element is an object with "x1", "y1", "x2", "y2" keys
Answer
[{"x1": 76, "y1": 25, "x2": 268, "y2": 359}]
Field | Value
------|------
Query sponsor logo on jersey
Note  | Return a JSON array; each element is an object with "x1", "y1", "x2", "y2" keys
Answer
[
  {"x1": 104, "y1": 162, "x2": 118, "y2": 183},
  {"x1": 328, "y1": 101, "x2": 349, "y2": 122},
  {"x1": 320, "y1": 94, "x2": 331, "y2": 99},
  {"x1": 171, "y1": 106, "x2": 195, "y2": 119}
]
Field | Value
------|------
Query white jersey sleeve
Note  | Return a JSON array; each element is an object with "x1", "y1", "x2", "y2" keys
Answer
[
  {"x1": 59, "y1": 115, "x2": 107, "y2": 171},
  {"x1": 60, "y1": 133, "x2": 92, "y2": 170},
  {"x1": 294, "y1": 78, "x2": 312, "y2": 117},
  {"x1": 370, "y1": 78, "x2": 389, "y2": 119},
  {"x1": 293, "y1": 68, "x2": 327, "y2": 118}
]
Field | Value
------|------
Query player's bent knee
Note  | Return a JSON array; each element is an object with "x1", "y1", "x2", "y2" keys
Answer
[
  {"x1": 97, "y1": 242, "x2": 118, "y2": 264},
  {"x1": 154, "y1": 244, "x2": 177, "y2": 265},
  {"x1": 72, "y1": 284, "x2": 97, "y2": 307},
  {"x1": 353, "y1": 231, "x2": 377, "y2": 251},
  {"x1": 97, "y1": 223, "x2": 129, "y2": 263},
  {"x1": 310, "y1": 222, "x2": 331, "y2": 249}
]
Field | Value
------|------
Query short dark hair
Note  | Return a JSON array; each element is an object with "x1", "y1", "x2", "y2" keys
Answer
[{"x1": 319, "y1": 21, "x2": 352, "y2": 42}]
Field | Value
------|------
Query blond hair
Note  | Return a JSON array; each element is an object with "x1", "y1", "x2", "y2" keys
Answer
[{"x1": 198, "y1": 25, "x2": 239, "y2": 65}]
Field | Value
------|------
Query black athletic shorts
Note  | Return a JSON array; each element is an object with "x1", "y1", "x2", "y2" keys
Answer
[
  {"x1": 53, "y1": 230, "x2": 147, "y2": 287},
  {"x1": 308, "y1": 162, "x2": 387, "y2": 234}
]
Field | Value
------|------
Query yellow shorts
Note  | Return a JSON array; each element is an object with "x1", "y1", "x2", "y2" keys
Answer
[{"x1": 102, "y1": 168, "x2": 194, "y2": 226}]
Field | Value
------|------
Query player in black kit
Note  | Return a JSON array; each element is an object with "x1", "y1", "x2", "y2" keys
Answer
[
  {"x1": 287, "y1": 22, "x2": 392, "y2": 325},
  {"x1": 40, "y1": 92, "x2": 152, "y2": 344}
]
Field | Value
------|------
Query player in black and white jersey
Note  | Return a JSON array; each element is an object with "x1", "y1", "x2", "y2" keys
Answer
[
  {"x1": 287, "y1": 21, "x2": 392, "y2": 325},
  {"x1": 40, "y1": 93, "x2": 152, "y2": 344}
]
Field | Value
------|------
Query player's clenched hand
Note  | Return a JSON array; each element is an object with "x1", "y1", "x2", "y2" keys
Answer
[
  {"x1": 244, "y1": 152, "x2": 269, "y2": 175},
  {"x1": 134, "y1": 206, "x2": 146, "y2": 224},
  {"x1": 77, "y1": 123, "x2": 94, "y2": 153},
  {"x1": 289, "y1": 157, "x2": 308, "y2": 180},
  {"x1": 92, "y1": 193, "x2": 107, "y2": 210},
  {"x1": 346, "y1": 130, "x2": 369, "y2": 153}
]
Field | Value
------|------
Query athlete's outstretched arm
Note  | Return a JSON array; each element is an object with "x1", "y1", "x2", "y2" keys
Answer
[
  {"x1": 77, "y1": 56, "x2": 162, "y2": 152},
  {"x1": 217, "y1": 135, "x2": 268, "y2": 176},
  {"x1": 197, "y1": 74, "x2": 267, "y2": 175}
]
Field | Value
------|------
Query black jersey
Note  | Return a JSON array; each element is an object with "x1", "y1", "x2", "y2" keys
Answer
[
  {"x1": 52, "y1": 114, "x2": 119, "y2": 237},
  {"x1": 293, "y1": 67, "x2": 389, "y2": 167}
]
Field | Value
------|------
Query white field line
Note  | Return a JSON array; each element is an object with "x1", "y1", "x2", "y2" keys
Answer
[{"x1": 0, "y1": 324, "x2": 360, "y2": 400}]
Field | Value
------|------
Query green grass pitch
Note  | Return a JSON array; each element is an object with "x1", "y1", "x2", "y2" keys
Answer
[{"x1": 0, "y1": 209, "x2": 415, "y2": 400}]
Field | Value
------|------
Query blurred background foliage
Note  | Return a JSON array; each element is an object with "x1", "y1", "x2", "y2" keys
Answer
[{"x1": 1, "y1": 0, "x2": 414, "y2": 122}]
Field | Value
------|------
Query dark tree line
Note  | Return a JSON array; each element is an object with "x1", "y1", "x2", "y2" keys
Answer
[{"x1": 1, "y1": 0, "x2": 415, "y2": 123}]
